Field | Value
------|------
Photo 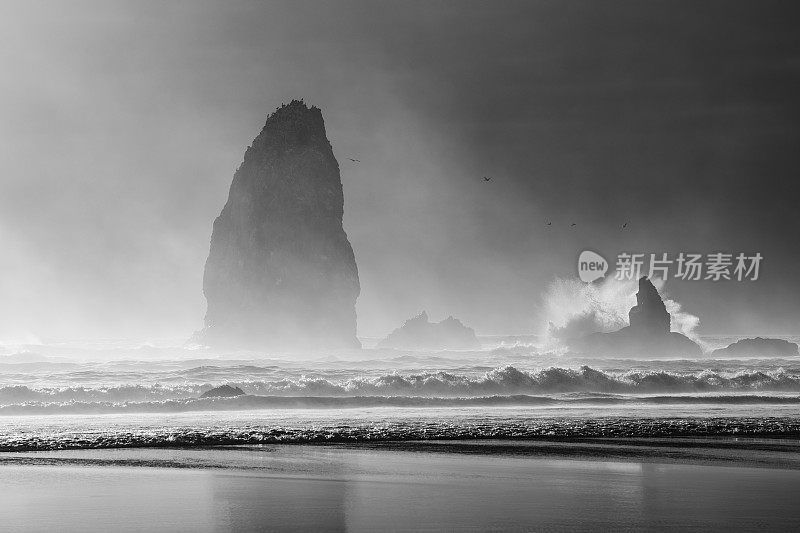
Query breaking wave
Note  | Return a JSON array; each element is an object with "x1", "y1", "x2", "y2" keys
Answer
[
  {"x1": 2, "y1": 393, "x2": 800, "y2": 416},
  {"x1": 2, "y1": 365, "x2": 800, "y2": 408}
]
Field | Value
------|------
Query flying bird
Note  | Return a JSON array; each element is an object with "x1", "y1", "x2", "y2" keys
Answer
[
  {"x1": 621, "y1": 222, "x2": 629, "y2": 229},
  {"x1": 546, "y1": 221, "x2": 552, "y2": 226},
  {"x1": 570, "y1": 223, "x2": 577, "y2": 227},
  {"x1": 483, "y1": 176, "x2": 492, "y2": 182},
  {"x1": 348, "y1": 158, "x2": 361, "y2": 163}
]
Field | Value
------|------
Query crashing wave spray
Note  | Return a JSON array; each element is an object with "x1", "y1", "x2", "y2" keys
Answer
[{"x1": 541, "y1": 276, "x2": 703, "y2": 348}]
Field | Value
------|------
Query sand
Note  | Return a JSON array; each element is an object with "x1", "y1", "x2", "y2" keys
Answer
[{"x1": 2, "y1": 442, "x2": 800, "y2": 531}]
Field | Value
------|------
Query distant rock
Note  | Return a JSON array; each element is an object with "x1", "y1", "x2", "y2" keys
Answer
[
  {"x1": 200, "y1": 385, "x2": 246, "y2": 398},
  {"x1": 196, "y1": 100, "x2": 360, "y2": 350},
  {"x1": 378, "y1": 311, "x2": 481, "y2": 351},
  {"x1": 712, "y1": 337, "x2": 799, "y2": 357},
  {"x1": 571, "y1": 277, "x2": 702, "y2": 358}
]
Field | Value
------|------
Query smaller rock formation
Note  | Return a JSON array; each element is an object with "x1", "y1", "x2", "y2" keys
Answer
[
  {"x1": 571, "y1": 277, "x2": 702, "y2": 358},
  {"x1": 712, "y1": 337, "x2": 799, "y2": 357},
  {"x1": 378, "y1": 311, "x2": 481, "y2": 351},
  {"x1": 200, "y1": 384, "x2": 246, "y2": 398},
  {"x1": 628, "y1": 277, "x2": 670, "y2": 336}
]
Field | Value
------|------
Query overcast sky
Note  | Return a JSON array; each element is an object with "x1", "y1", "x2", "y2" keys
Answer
[{"x1": 1, "y1": 0, "x2": 800, "y2": 341}]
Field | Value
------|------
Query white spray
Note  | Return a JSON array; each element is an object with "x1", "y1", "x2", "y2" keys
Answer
[{"x1": 541, "y1": 275, "x2": 703, "y2": 348}]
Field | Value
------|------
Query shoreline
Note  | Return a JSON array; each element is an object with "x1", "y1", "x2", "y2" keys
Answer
[{"x1": 3, "y1": 436, "x2": 800, "y2": 470}]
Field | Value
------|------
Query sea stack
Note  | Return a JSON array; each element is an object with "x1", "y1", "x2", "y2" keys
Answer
[
  {"x1": 378, "y1": 311, "x2": 481, "y2": 351},
  {"x1": 628, "y1": 277, "x2": 670, "y2": 336},
  {"x1": 198, "y1": 100, "x2": 360, "y2": 350},
  {"x1": 712, "y1": 337, "x2": 799, "y2": 357},
  {"x1": 572, "y1": 277, "x2": 702, "y2": 358}
]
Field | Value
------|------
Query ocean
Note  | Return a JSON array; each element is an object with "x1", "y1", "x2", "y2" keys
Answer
[{"x1": 1, "y1": 335, "x2": 800, "y2": 450}]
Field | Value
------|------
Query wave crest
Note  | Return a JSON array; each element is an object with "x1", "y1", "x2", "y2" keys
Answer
[{"x1": 2, "y1": 365, "x2": 800, "y2": 407}]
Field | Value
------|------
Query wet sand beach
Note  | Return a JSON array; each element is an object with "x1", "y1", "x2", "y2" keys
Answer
[{"x1": 3, "y1": 441, "x2": 800, "y2": 532}]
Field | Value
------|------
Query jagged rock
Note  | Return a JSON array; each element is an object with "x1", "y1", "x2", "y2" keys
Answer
[
  {"x1": 200, "y1": 385, "x2": 246, "y2": 398},
  {"x1": 628, "y1": 276, "x2": 670, "y2": 336},
  {"x1": 712, "y1": 337, "x2": 799, "y2": 357},
  {"x1": 196, "y1": 100, "x2": 360, "y2": 350},
  {"x1": 378, "y1": 311, "x2": 481, "y2": 351},
  {"x1": 571, "y1": 277, "x2": 702, "y2": 357}
]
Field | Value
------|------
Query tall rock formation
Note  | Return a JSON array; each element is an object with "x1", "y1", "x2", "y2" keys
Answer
[{"x1": 198, "y1": 100, "x2": 360, "y2": 350}]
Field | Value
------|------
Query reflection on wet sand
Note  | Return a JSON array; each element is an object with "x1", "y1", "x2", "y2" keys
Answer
[{"x1": 3, "y1": 445, "x2": 800, "y2": 531}]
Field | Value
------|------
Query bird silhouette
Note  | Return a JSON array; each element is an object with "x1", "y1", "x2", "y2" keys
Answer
[
  {"x1": 483, "y1": 176, "x2": 492, "y2": 182},
  {"x1": 621, "y1": 222, "x2": 628, "y2": 229},
  {"x1": 570, "y1": 223, "x2": 577, "y2": 227},
  {"x1": 546, "y1": 221, "x2": 552, "y2": 226},
  {"x1": 348, "y1": 158, "x2": 361, "y2": 163}
]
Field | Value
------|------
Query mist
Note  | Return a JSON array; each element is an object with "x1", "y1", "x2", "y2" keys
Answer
[{"x1": 2, "y1": 0, "x2": 800, "y2": 343}]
